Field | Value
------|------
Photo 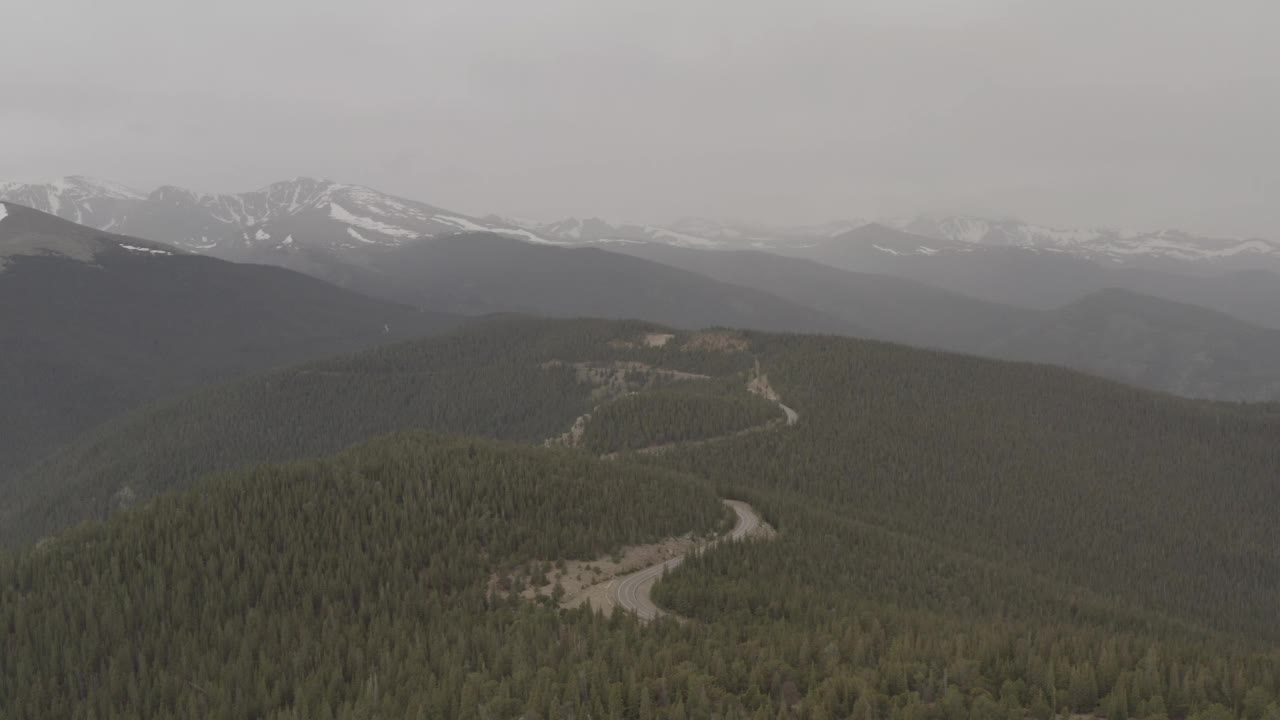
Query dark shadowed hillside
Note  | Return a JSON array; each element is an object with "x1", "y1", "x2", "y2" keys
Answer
[
  {"x1": 0, "y1": 202, "x2": 460, "y2": 485},
  {"x1": 791, "y1": 223, "x2": 1114, "y2": 310},
  {"x1": 609, "y1": 242, "x2": 1036, "y2": 353},
  {"x1": 1, "y1": 318, "x2": 757, "y2": 545},
  {"x1": 342, "y1": 232, "x2": 860, "y2": 335},
  {"x1": 987, "y1": 288, "x2": 1280, "y2": 401}
]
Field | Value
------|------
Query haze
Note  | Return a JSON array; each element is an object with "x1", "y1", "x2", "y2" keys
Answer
[{"x1": 4, "y1": 0, "x2": 1278, "y2": 236}]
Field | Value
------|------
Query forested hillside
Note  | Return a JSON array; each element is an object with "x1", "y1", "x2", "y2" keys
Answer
[
  {"x1": 5, "y1": 317, "x2": 1279, "y2": 719},
  {"x1": 652, "y1": 332, "x2": 1280, "y2": 640},
  {"x1": 0, "y1": 432, "x2": 730, "y2": 719},
  {"x1": 1, "y1": 319, "x2": 757, "y2": 546},
  {"x1": 581, "y1": 384, "x2": 782, "y2": 454}
]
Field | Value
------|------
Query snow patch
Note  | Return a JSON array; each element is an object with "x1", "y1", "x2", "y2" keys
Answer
[
  {"x1": 346, "y1": 227, "x2": 376, "y2": 244},
  {"x1": 0, "y1": 204, "x2": 7, "y2": 223},
  {"x1": 646, "y1": 228, "x2": 726, "y2": 249},
  {"x1": 433, "y1": 214, "x2": 496, "y2": 233},
  {"x1": 432, "y1": 214, "x2": 562, "y2": 244},
  {"x1": 497, "y1": 227, "x2": 564, "y2": 245},
  {"x1": 119, "y1": 244, "x2": 172, "y2": 256},
  {"x1": 254, "y1": 228, "x2": 271, "y2": 241},
  {"x1": 330, "y1": 202, "x2": 417, "y2": 238}
]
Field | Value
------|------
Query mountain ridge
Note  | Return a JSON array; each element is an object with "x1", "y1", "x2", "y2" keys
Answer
[
  {"x1": 0, "y1": 203, "x2": 461, "y2": 486},
  {"x1": 0, "y1": 176, "x2": 555, "y2": 262},
  {"x1": 11, "y1": 175, "x2": 1277, "y2": 272}
]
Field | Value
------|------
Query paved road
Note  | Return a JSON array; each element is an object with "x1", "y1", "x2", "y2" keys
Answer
[
  {"x1": 608, "y1": 500, "x2": 763, "y2": 622},
  {"x1": 778, "y1": 402, "x2": 799, "y2": 426}
]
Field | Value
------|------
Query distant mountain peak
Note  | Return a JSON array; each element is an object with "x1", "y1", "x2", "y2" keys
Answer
[
  {"x1": 0, "y1": 176, "x2": 556, "y2": 259},
  {"x1": 47, "y1": 176, "x2": 147, "y2": 200},
  {"x1": 898, "y1": 213, "x2": 1280, "y2": 269}
]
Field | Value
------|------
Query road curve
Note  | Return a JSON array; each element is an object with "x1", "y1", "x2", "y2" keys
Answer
[
  {"x1": 608, "y1": 499, "x2": 763, "y2": 622},
  {"x1": 778, "y1": 402, "x2": 799, "y2": 426}
]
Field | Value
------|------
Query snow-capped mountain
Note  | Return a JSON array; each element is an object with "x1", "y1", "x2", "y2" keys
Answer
[
  {"x1": 7, "y1": 176, "x2": 1277, "y2": 273},
  {"x1": 529, "y1": 216, "x2": 866, "y2": 250},
  {"x1": 666, "y1": 217, "x2": 865, "y2": 244},
  {"x1": 896, "y1": 215, "x2": 1280, "y2": 271},
  {"x1": 0, "y1": 177, "x2": 553, "y2": 262},
  {"x1": 524, "y1": 216, "x2": 731, "y2": 249},
  {"x1": 0, "y1": 176, "x2": 148, "y2": 230}
]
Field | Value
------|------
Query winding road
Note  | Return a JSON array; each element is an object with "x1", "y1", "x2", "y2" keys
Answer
[
  {"x1": 598, "y1": 372, "x2": 793, "y2": 621},
  {"x1": 607, "y1": 499, "x2": 765, "y2": 621}
]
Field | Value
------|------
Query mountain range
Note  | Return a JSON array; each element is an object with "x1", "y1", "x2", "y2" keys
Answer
[
  {"x1": 0, "y1": 175, "x2": 546, "y2": 262},
  {"x1": 9, "y1": 177, "x2": 1280, "y2": 405},
  {"x1": 896, "y1": 214, "x2": 1280, "y2": 273},
  {"x1": 6, "y1": 175, "x2": 1279, "y2": 273}
]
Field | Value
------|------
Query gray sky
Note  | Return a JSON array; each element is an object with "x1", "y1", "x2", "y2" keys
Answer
[{"x1": 4, "y1": 0, "x2": 1278, "y2": 236}]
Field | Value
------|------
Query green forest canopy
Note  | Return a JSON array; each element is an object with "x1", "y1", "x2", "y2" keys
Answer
[{"x1": 4, "y1": 317, "x2": 1279, "y2": 719}]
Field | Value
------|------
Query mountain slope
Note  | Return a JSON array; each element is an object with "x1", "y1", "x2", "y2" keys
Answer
[
  {"x1": 0, "y1": 176, "x2": 550, "y2": 261},
  {"x1": 1, "y1": 431, "x2": 730, "y2": 718},
  {"x1": 0, "y1": 202, "x2": 460, "y2": 485},
  {"x1": 2, "y1": 317, "x2": 758, "y2": 545},
  {"x1": 529, "y1": 215, "x2": 863, "y2": 250},
  {"x1": 12, "y1": 315, "x2": 1279, "y2": 635},
  {"x1": 348, "y1": 232, "x2": 859, "y2": 334},
  {"x1": 0, "y1": 175, "x2": 147, "y2": 228},
  {"x1": 988, "y1": 288, "x2": 1280, "y2": 401},
  {"x1": 793, "y1": 223, "x2": 1280, "y2": 339},
  {"x1": 608, "y1": 242, "x2": 1036, "y2": 353},
  {"x1": 11, "y1": 315, "x2": 1280, "y2": 638},
  {"x1": 614, "y1": 242, "x2": 1280, "y2": 400},
  {"x1": 650, "y1": 330, "x2": 1280, "y2": 640},
  {"x1": 785, "y1": 223, "x2": 1115, "y2": 310}
]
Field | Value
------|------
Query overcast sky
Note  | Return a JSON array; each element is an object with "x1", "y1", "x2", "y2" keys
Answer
[{"x1": 4, "y1": 0, "x2": 1278, "y2": 236}]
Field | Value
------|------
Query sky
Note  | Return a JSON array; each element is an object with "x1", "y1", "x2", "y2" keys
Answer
[{"x1": 3, "y1": 0, "x2": 1278, "y2": 236}]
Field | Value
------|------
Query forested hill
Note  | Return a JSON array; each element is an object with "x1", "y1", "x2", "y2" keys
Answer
[
  {"x1": 2, "y1": 316, "x2": 1280, "y2": 718},
  {"x1": 0, "y1": 432, "x2": 730, "y2": 718},
  {"x1": 654, "y1": 332, "x2": 1280, "y2": 640},
  {"x1": 1, "y1": 318, "x2": 762, "y2": 546}
]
